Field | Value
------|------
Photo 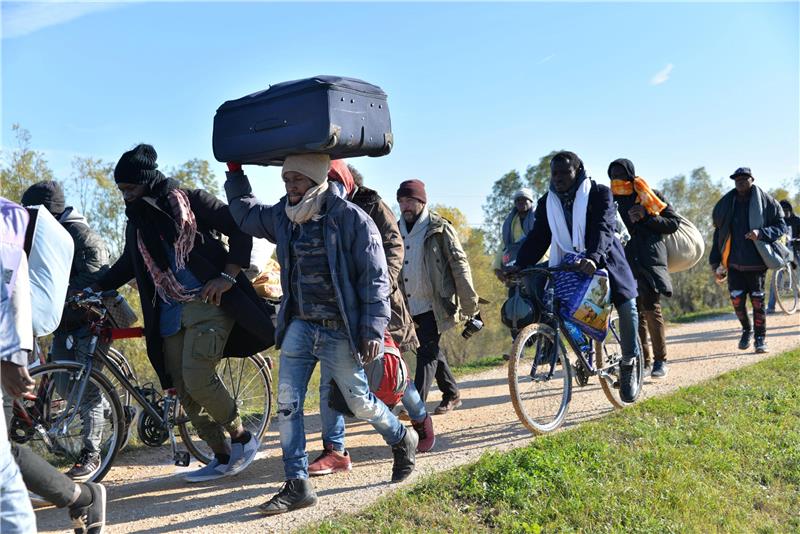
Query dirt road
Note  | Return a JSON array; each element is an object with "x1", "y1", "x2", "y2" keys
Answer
[{"x1": 34, "y1": 312, "x2": 799, "y2": 533}]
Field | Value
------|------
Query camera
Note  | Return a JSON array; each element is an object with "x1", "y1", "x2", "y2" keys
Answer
[{"x1": 461, "y1": 312, "x2": 484, "y2": 339}]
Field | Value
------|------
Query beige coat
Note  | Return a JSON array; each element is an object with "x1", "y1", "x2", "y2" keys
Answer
[{"x1": 402, "y1": 211, "x2": 480, "y2": 334}]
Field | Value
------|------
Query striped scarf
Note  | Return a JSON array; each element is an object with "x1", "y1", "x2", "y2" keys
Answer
[
  {"x1": 137, "y1": 188, "x2": 198, "y2": 303},
  {"x1": 610, "y1": 177, "x2": 667, "y2": 216}
]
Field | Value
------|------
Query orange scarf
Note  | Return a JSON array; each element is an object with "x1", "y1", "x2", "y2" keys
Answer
[{"x1": 610, "y1": 177, "x2": 667, "y2": 216}]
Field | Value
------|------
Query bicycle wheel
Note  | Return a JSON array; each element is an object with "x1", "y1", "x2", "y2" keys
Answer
[
  {"x1": 103, "y1": 347, "x2": 138, "y2": 451},
  {"x1": 178, "y1": 353, "x2": 273, "y2": 465},
  {"x1": 11, "y1": 362, "x2": 124, "y2": 483},
  {"x1": 508, "y1": 322, "x2": 572, "y2": 434},
  {"x1": 773, "y1": 265, "x2": 799, "y2": 315},
  {"x1": 596, "y1": 313, "x2": 644, "y2": 408}
]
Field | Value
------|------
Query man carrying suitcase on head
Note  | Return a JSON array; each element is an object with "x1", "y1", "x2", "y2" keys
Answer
[{"x1": 224, "y1": 154, "x2": 417, "y2": 515}]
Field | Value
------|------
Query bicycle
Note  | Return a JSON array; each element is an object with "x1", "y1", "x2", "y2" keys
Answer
[
  {"x1": 505, "y1": 266, "x2": 644, "y2": 435},
  {"x1": 772, "y1": 238, "x2": 799, "y2": 315},
  {"x1": 10, "y1": 290, "x2": 274, "y2": 483}
]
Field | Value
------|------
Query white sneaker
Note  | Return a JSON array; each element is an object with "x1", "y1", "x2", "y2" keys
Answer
[
  {"x1": 227, "y1": 433, "x2": 260, "y2": 476},
  {"x1": 184, "y1": 458, "x2": 231, "y2": 483}
]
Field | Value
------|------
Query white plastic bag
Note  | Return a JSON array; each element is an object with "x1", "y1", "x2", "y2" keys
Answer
[{"x1": 665, "y1": 214, "x2": 705, "y2": 273}]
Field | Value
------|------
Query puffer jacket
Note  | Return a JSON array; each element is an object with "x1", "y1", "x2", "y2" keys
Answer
[
  {"x1": 349, "y1": 185, "x2": 419, "y2": 351},
  {"x1": 402, "y1": 211, "x2": 480, "y2": 333},
  {"x1": 58, "y1": 207, "x2": 111, "y2": 329},
  {"x1": 225, "y1": 170, "x2": 391, "y2": 356},
  {"x1": 58, "y1": 207, "x2": 110, "y2": 290}
]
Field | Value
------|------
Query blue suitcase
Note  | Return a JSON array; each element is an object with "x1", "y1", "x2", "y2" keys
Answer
[{"x1": 212, "y1": 75, "x2": 393, "y2": 166}]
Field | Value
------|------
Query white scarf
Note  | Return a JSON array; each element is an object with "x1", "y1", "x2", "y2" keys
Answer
[
  {"x1": 546, "y1": 177, "x2": 592, "y2": 266},
  {"x1": 285, "y1": 181, "x2": 329, "y2": 224}
]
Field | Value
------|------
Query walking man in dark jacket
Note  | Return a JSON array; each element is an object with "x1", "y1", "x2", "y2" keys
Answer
[
  {"x1": 710, "y1": 167, "x2": 787, "y2": 353},
  {"x1": 609, "y1": 159, "x2": 680, "y2": 379},
  {"x1": 94, "y1": 144, "x2": 272, "y2": 483},
  {"x1": 21, "y1": 180, "x2": 112, "y2": 479},
  {"x1": 225, "y1": 154, "x2": 417, "y2": 515},
  {"x1": 516, "y1": 151, "x2": 642, "y2": 402}
]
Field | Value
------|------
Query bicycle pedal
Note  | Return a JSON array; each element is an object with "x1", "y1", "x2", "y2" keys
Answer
[{"x1": 174, "y1": 451, "x2": 190, "y2": 467}]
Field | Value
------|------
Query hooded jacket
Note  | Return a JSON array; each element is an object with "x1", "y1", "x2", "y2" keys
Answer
[{"x1": 609, "y1": 158, "x2": 680, "y2": 296}]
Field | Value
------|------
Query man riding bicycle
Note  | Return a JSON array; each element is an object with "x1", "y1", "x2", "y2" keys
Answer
[
  {"x1": 514, "y1": 151, "x2": 642, "y2": 402},
  {"x1": 21, "y1": 181, "x2": 111, "y2": 480}
]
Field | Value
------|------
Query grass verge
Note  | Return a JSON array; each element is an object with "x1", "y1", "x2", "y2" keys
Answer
[
  {"x1": 307, "y1": 348, "x2": 800, "y2": 533},
  {"x1": 669, "y1": 307, "x2": 731, "y2": 324}
]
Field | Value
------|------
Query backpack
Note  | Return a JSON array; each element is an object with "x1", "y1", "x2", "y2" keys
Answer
[
  {"x1": 23, "y1": 206, "x2": 74, "y2": 336},
  {"x1": 364, "y1": 333, "x2": 409, "y2": 408},
  {"x1": 664, "y1": 213, "x2": 705, "y2": 273},
  {"x1": 501, "y1": 285, "x2": 536, "y2": 331}
]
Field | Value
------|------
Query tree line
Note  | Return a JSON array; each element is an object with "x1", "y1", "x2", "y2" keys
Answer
[{"x1": 2, "y1": 126, "x2": 797, "y2": 369}]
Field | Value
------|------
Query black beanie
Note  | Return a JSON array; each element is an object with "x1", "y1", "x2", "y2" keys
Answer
[
  {"x1": 20, "y1": 180, "x2": 66, "y2": 216},
  {"x1": 114, "y1": 144, "x2": 160, "y2": 185}
]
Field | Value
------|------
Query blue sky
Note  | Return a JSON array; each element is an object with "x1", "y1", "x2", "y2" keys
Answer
[{"x1": 2, "y1": 1, "x2": 798, "y2": 228}]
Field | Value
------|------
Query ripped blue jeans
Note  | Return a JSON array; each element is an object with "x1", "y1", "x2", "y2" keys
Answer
[{"x1": 277, "y1": 319, "x2": 405, "y2": 480}]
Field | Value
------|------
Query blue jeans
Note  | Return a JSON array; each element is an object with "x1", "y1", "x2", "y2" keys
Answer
[
  {"x1": 0, "y1": 448, "x2": 36, "y2": 534},
  {"x1": 277, "y1": 319, "x2": 405, "y2": 480},
  {"x1": 320, "y1": 374, "x2": 427, "y2": 452},
  {"x1": 616, "y1": 298, "x2": 642, "y2": 365}
]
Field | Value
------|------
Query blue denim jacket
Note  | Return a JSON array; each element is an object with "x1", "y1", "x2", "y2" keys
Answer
[{"x1": 225, "y1": 171, "x2": 390, "y2": 355}]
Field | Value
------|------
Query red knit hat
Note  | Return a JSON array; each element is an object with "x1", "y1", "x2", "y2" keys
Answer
[{"x1": 396, "y1": 179, "x2": 427, "y2": 204}]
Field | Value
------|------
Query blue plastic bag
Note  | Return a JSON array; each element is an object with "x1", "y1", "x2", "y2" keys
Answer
[{"x1": 551, "y1": 253, "x2": 611, "y2": 342}]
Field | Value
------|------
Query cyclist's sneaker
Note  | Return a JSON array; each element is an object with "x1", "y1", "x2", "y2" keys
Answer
[
  {"x1": 412, "y1": 414, "x2": 435, "y2": 453},
  {"x1": 650, "y1": 360, "x2": 668, "y2": 380},
  {"x1": 308, "y1": 444, "x2": 352, "y2": 476},
  {"x1": 766, "y1": 308, "x2": 776, "y2": 315},
  {"x1": 738, "y1": 330, "x2": 752, "y2": 351},
  {"x1": 391, "y1": 427, "x2": 418, "y2": 483},
  {"x1": 67, "y1": 449, "x2": 101, "y2": 481},
  {"x1": 259, "y1": 479, "x2": 318, "y2": 515},
  {"x1": 618, "y1": 361, "x2": 637, "y2": 403},
  {"x1": 754, "y1": 336, "x2": 769, "y2": 354},
  {"x1": 69, "y1": 482, "x2": 106, "y2": 534},
  {"x1": 228, "y1": 431, "x2": 260, "y2": 476},
  {"x1": 434, "y1": 395, "x2": 462, "y2": 415},
  {"x1": 184, "y1": 458, "x2": 231, "y2": 483}
]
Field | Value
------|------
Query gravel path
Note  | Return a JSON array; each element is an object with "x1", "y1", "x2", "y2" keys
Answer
[{"x1": 34, "y1": 312, "x2": 799, "y2": 533}]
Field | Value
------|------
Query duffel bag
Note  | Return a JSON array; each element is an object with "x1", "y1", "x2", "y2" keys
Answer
[
  {"x1": 213, "y1": 75, "x2": 392, "y2": 166},
  {"x1": 665, "y1": 213, "x2": 705, "y2": 273}
]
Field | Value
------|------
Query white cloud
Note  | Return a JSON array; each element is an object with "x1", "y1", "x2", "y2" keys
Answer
[
  {"x1": 650, "y1": 63, "x2": 674, "y2": 86},
  {"x1": 538, "y1": 54, "x2": 555, "y2": 65},
  {"x1": 1, "y1": 1, "x2": 119, "y2": 40}
]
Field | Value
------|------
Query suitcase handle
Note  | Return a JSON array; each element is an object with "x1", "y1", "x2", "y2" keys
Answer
[{"x1": 252, "y1": 118, "x2": 288, "y2": 132}]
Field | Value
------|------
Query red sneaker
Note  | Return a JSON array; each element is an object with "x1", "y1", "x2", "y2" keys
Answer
[
  {"x1": 308, "y1": 445, "x2": 352, "y2": 476},
  {"x1": 412, "y1": 415, "x2": 435, "y2": 453}
]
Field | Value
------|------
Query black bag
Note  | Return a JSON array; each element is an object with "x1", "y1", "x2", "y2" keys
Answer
[{"x1": 212, "y1": 75, "x2": 393, "y2": 166}]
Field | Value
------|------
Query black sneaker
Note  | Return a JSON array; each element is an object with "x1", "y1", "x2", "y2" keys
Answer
[
  {"x1": 754, "y1": 336, "x2": 769, "y2": 354},
  {"x1": 67, "y1": 449, "x2": 101, "y2": 481},
  {"x1": 650, "y1": 360, "x2": 668, "y2": 380},
  {"x1": 618, "y1": 361, "x2": 637, "y2": 403},
  {"x1": 391, "y1": 427, "x2": 419, "y2": 483},
  {"x1": 258, "y1": 479, "x2": 318, "y2": 516},
  {"x1": 738, "y1": 330, "x2": 752, "y2": 351},
  {"x1": 69, "y1": 482, "x2": 106, "y2": 534}
]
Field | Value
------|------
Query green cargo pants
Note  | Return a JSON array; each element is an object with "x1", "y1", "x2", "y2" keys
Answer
[{"x1": 163, "y1": 301, "x2": 241, "y2": 451}]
